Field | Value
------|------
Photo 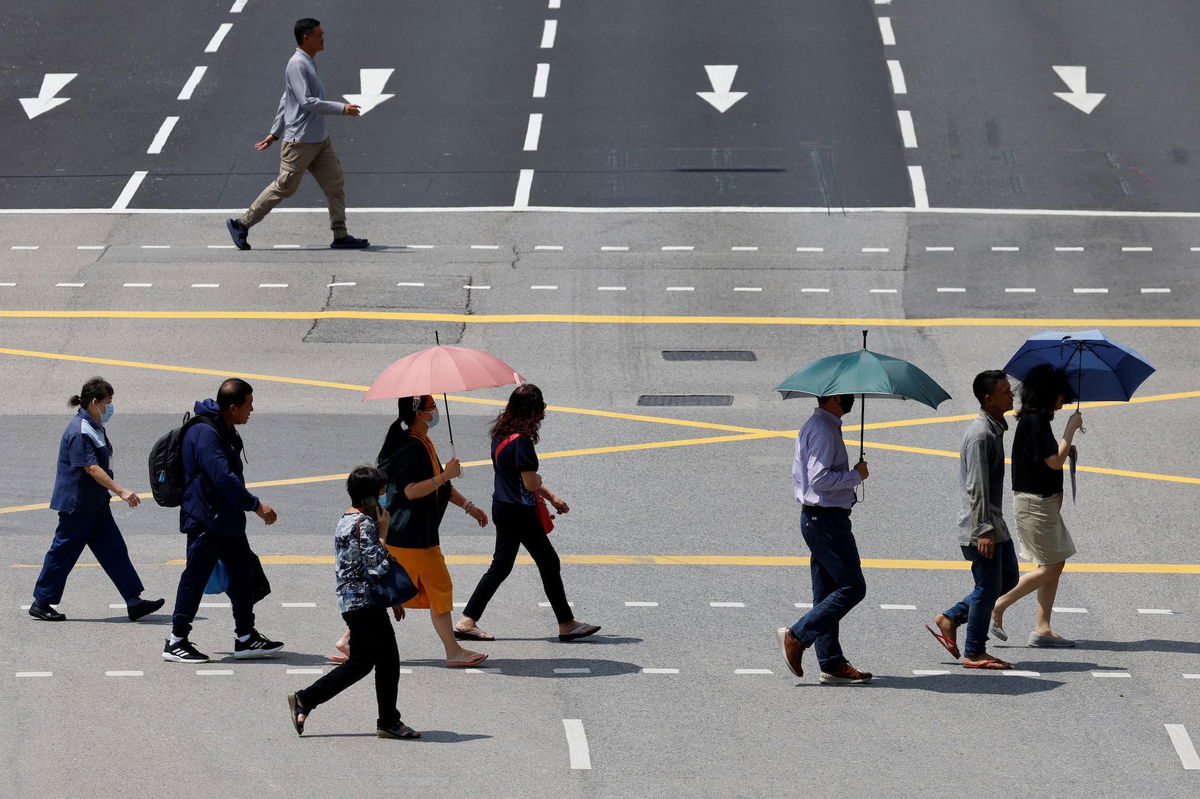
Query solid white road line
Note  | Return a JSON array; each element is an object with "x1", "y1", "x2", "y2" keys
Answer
[
  {"x1": 196, "y1": 669, "x2": 234, "y2": 676},
  {"x1": 662, "y1": 245, "x2": 694, "y2": 251},
  {"x1": 554, "y1": 668, "x2": 591, "y2": 674},
  {"x1": 112, "y1": 171, "x2": 148, "y2": 210},
  {"x1": 880, "y1": 604, "x2": 916, "y2": 610},
  {"x1": 897, "y1": 110, "x2": 917, "y2": 148},
  {"x1": 1073, "y1": 288, "x2": 1108, "y2": 294},
  {"x1": 912, "y1": 670, "x2": 949, "y2": 676},
  {"x1": 533, "y1": 63, "x2": 550, "y2": 98},
  {"x1": 1006, "y1": 288, "x2": 1036, "y2": 293},
  {"x1": 925, "y1": 246, "x2": 954, "y2": 252},
  {"x1": 1139, "y1": 608, "x2": 1178, "y2": 614},
  {"x1": 908, "y1": 165, "x2": 929, "y2": 209},
  {"x1": 541, "y1": 20, "x2": 558, "y2": 48},
  {"x1": 178, "y1": 67, "x2": 208, "y2": 100},
  {"x1": 735, "y1": 669, "x2": 774, "y2": 675},
  {"x1": 16, "y1": 672, "x2": 53, "y2": 678},
  {"x1": 1142, "y1": 288, "x2": 1171, "y2": 294},
  {"x1": 710, "y1": 601, "x2": 745, "y2": 607},
  {"x1": 878, "y1": 17, "x2": 896, "y2": 45},
  {"x1": 534, "y1": 245, "x2": 563, "y2": 250},
  {"x1": 887, "y1": 60, "x2": 907, "y2": 94},
  {"x1": 524, "y1": 113, "x2": 543, "y2": 151},
  {"x1": 281, "y1": 602, "x2": 317, "y2": 608},
  {"x1": 191, "y1": 283, "x2": 220, "y2": 288},
  {"x1": 937, "y1": 287, "x2": 966, "y2": 293},
  {"x1": 1165, "y1": 724, "x2": 1200, "y2": 770},
  {"x1": 625, "y1": 601, "x2": 659, "y2": 607},
  {"x1": 514, "y1": 169, "x2": 534, "y2": 209},
  {"x1": 1092, "y1": 672, "x2": 1131, "y2": 678},
  {"x1": 106, "y1": 671, "x2": 144, "y2": 677},
  {"x1": 287, "y1": 668, "x2": 324, "y2": 675},
  {"x1": 205, "y1": 23, "x2": 233, "y2": 53},
  {"x1": 563, "y1": 719, "x2": 592, "y2": 769},
  {"x1": 642, "y1": 668, "x2": 679, "y2": 674}
]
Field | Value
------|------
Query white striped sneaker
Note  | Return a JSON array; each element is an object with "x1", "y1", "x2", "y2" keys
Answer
[{"x1": 233, "y1": 630, "x2": 284, "y2": 659}]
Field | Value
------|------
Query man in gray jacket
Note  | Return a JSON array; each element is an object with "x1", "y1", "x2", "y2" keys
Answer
[
  {"x1": 227, "y1": 18, "x2": 369, "y2": 250},
  {"x1": 926, "y1": 370, "x2": 1019, "y2": 669}
]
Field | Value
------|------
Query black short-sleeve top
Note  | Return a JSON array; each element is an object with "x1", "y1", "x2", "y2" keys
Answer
[
  {"x1": 1011, "y1": 411, "x2": 1063, "y2": 496},
  {"x1": 380, "y1": 433, "x2": 451, "y2": 549},
  {"x1": 492, "y1": 433, "x2": 539, "y2": 507}
]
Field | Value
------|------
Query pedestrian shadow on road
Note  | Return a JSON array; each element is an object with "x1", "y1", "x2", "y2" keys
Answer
[
  {"x1": 403, "y1": 657, "x2": 642, "y2": 678},
  {"x1": 1001, "y1": 659, "x2": 1123, "y2": 674},
  {"x1": 301, "y1": 730, "x2": 492, "y2": 743},
  {"x1": 205, "y1": 651, "x2": 335, "y2": 666},
  {"x1": 478, "y1": 635, "x2": 643, "y2": 646},
  {"x1": 1067, "y1": 638, "x2": 1200, "y2": 655},
  {"x1": 837, "y1": 673, "x2": 1063, "y2": 696}
]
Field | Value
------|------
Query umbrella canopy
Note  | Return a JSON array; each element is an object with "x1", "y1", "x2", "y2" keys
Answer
[
  {"x1": 363, "y1": 345, "x2": 524, "y2": 400},
  {"x1": 775, "y1": 349, "x2": 951, "y2": 410},
  {"x1": 1003, "y1": 329, "x2": 1153, "y2": 402}
]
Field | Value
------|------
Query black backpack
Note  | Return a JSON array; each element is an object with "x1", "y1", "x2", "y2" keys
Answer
[{"x1": 148, "y1": 413, "x2": 217, "y2": 507}]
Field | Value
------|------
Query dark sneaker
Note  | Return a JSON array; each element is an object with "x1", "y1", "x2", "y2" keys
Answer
[
  {"x1": 127, "y1": 597, "x2": 165, "y2": 621},
  {"x1": 376, "y1": 721, "x2": 421, "y2": 739},
  {"x1": 29, "y1": 602, "x2": 66, "y2": 622},
  {"x1": 777, "y1": 627, "x2": 805, "y2": 678},
  {"x1": 233, "y1": 630, "x2": 284, "y2": 659},
  {"x1": 226, "y1": 218, "x2": 251, "y2": 250},
  {"x1": 330, "y1": 234, "x2": 369, "y2": 249},
  {"x1": 819, "y1": 662, "x2": 873, "y2": 685},
  {"x1": 163, "y1": 638, "x2": 209, "y2": 663}
]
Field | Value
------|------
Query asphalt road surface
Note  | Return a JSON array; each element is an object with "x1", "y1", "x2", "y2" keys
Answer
[{"x1": 3, "y1": 2, "x2": 1200, "y2": 798}]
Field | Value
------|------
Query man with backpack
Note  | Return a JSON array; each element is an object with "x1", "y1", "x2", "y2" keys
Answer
[{"x1": 163, "y1": 378, "x2": 283, "y2": 664}]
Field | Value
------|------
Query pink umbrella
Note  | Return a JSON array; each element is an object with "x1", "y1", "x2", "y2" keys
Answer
[{"x1": 364, "y1": 343, "x2": 525, "y2": 456}]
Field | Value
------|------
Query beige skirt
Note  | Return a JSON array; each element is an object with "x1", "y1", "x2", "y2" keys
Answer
[{"x1": 1013, "y1": 492, "x2": 1076, "y2": 565}]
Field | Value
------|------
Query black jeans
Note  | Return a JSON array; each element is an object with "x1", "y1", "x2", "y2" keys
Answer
[
  {"x1": 462, "y1": 501, "x2": 573, "y2": 624},
  {"x1": 171, "y1": 529, "x2": 256, "y2": 638},
  {"x1": 297, "y1": 606, "x2": 400, "y2": 729}
]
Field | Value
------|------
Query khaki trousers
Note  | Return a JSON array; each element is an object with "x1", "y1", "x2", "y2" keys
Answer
[{"x1": 241, "y1": 137, "x2": 347, "y2": 237}]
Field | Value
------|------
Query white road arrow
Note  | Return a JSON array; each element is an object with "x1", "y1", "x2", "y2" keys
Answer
[
  {"x1": 1053, "y1": 65, "x2": 1105, "y2": 114},
  {"x1": 343, "y1": 68, "x2": 395, "y2": 114},
  {"x1": 697, "y1": 65, "x2": 747, "y2": 113},
  {"x1": 20, "y1": 73, "x2": 77, "y2": 119}
]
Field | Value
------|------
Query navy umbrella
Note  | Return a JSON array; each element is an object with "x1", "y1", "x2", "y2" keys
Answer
[{"x1": 1003, "y1": 329, "x2": 1154, "y2": 402}]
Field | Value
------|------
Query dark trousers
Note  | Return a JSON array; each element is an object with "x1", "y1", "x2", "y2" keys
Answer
[
  {"x1": 790, "y1": 507, "x2": 867, "y2": 670},
  {"x1": 297, "y1": 606, "x2": 400, "y2": 729},
  {"x1": 462, "y1": 502, "x2": 573, "y2": 624},
  {"x1": 944, "y1": 540, "x2": 1019, "y2": 657},
  {"x1": 171, "y1": 529, "x2": 256, "y2": 638},
  {"x1": 34, "y1": 505, "x2": 144, "y2": 604}
]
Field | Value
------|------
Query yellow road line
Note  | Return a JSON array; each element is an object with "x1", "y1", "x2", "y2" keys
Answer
[
  {"x1": 11, "y1": 554, "x2": 1200, "y2": 574},
  {"x1": 3, "y1": 310, "x2": 1200, "y2": 327}
]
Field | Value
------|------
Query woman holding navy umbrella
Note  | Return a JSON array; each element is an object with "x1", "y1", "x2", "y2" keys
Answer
[{"x1": 990, "y1": 365, "x2": 1084, "y2": 648}]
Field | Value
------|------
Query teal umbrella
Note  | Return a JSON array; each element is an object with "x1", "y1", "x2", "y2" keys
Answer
[{"x1": 775, "y1": 331, "x2": 951, "y2": 461}]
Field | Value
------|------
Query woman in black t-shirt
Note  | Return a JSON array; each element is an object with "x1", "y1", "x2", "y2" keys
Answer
[
  {"x1": 455, "y1": 384, "x2": 601, "y2": 643},
  {"x1": 991, "y1": 365, "x2": 1084, "y2": 648}
]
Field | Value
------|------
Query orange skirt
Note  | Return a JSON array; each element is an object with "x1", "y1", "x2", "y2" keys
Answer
[{"x1": 385, "y1": 544, "x2": 454, "y2": 614}]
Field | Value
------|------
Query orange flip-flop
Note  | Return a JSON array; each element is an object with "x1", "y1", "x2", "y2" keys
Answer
[{"x1": 925, "y1": 624, "x2": 961, "y2": 659}]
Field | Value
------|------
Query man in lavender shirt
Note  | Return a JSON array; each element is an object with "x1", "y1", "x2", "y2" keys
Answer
[
  {"x1": 777, "y1": 394, "x2": 873, "y2": 685},
  {"x1": 226, "y1": 18, "x2": 369, "y2": 250}
]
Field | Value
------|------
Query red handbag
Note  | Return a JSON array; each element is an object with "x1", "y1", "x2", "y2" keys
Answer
[{"x1": 493, "y1": 433, "x2": 554, "y2": 534}]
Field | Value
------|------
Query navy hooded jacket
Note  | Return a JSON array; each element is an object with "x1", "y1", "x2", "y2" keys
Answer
[{"x1": 179, "y1": 399, "x2": 260, "y2": 536}]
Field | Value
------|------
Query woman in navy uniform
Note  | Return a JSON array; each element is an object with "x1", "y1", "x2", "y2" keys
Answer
[{"x1": 29, "y1": 377, "x2": 163, "y2": 622}]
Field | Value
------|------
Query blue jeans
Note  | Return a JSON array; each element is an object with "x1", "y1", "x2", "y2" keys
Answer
[
  {"x1": 790, "y1": 508, "x2": 866, "y2": 670},
  {"x1": 943, "y1": 540, "x2": 1019, "y2": 657}
]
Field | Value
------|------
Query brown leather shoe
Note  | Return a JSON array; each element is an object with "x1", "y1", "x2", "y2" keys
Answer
[
  {"x1": 776, "y1": 628, "x2": 806, "y2": 677},
  {"x1": 819, "y1": 662, "x2": 873, "y2": 685}
]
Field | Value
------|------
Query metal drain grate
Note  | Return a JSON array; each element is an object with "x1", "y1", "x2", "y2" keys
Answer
[
  {"x1": 637, "y1": 395, "x2": 734, "y2": 407},
  {"x1": 662, "y1": 351, "x2": 757, "y2": 362}
]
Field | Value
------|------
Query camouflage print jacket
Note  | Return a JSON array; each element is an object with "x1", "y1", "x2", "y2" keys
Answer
[{"x1": 333, "y1": 512, "x2": 391, "y2": 613}]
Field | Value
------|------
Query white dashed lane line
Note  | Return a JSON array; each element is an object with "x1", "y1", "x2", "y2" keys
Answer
[
  {"x1": 272, "y1": 244, "x2": 300, "y2": 249},
  {"x1": 178, "y1": 66, "x2": 208, "y2": 101},
  {"x1": 471, "y1": 245, "x2": 501, "y2": 250},
  {"x1": 1055, "y1": 246, "x2": 1085, "y2": 252},
  {"x1": 1005, "y1": 288, "x2": 1036, "y2": 293},
  {"x1": 734, "y1": 669, "x2": 774, "y2": 675},
  {"x1": 800, "y1": 288, "x2": 829, "y2": 294},
  {"x1": 625, "y1": 602, "x2": 659, "y2": 607},
  {"x1": 140, "y1": 245, "x2": 170, "y2": 249},
  {"x1": 146, "y1": 116, "x2": 179, "y2": 155},
  {"x1": 1092, "y1": 672, "x2": 1132, "y2": 679},
  {"x1": 734, "y1": 287, "x2": 763, "y2": 292},
  {"x1": 937, "y1": 287, "x2": 966, "y2": 293},
  {"x1": 105, "y1": 671, "x2": 144, "y2": 678},
  {"x1": 1054, "y1": 607, "x2": 1089, "y2": 613},
  {"x1": 281, "y1": 602, "x2": 317, "y2": 608},
  {"x1": 258, "y1": 283, "x2": 289, "y2": 288},
  {"x1": 925, "y1": 246, "x2": 954, "y2": 252},
  {"x1": 77, "y1": 245, "x2": 105, "y2": 250},
  {"x1": 1122, "y1": 246, "x2": 1153, "y2": 252},
  {"x1": 327, "y1": 282, "x2": 356, "y2": 287},
  {"x1": 541, "y1": 19, "x2": 558, "y2": 48},
  {"x1": 601, "y1": 245, "x2": 630, "y2": 251},
  {"x1": 641, "y1": 668, "x2": 679, "y2": 674},
  {"x1": 870, "y1": 288, "x2": 898, "y2": 294},
  {"x1": 880, "y1": 604, "x2": 916, "y2": 610},
  {"x1": 15, "y1": 672, "x2": 53, "y2": 678},
  {"x1": 196, "y1": 669, "x2": 234, "y2": 676},
  {"x1": 1139, "y1": 608, "x2": 1180, "y2": 614},
  {"x1": 666, "y1": 286, "x2": 695, "y2": 292},
  {"x1": 887, "y1": 60, "x2": 907, "y2": 94},
  {"x1": 1165, "y1": 724, "x2": 1200, "y2": 770},
  {"x1": 56, "y1": 282, "x2": 84, "y2": 288},
  {"x1": 878, "y1": 16, "x2": 896, "y2": 45},
  {"x1": 465, "y1": 285, "x2": 491, "y2": 290},
  {"x1": 912, "y1": 670, "x2": 950, "y2": 676},
  {"x1": 208, "y1": 244, "x2": 235, "y2": 249},
  {"x1": 1003, "y1": 670, "x2": 1042, "y2": 678},
  {"x1": 1142, "y1": 288, "x2": 1171, "y2": 294},
  {"x1": 732, "y1": 246, "x2": 759, "y2": 251},
  {"x1": 562, "y1": 719, "x2": 592, "y2": 770},
  {"x1": 1074, "y1": 288, "x2": 1109, "y2": 294},
  {"x1": 554, "y1": 668, "x2": 591, "y2": 675},
  {"x1": 287, "y1": 668, "x2": 324, "y2": 675},
  {"x1": 991, "y1": 246, "x2": 1019, "y2": 252},
  {"x1": 205, "y1": 23, "x2": 233, "y2": 53},
  {"x1": 533, "y1": 63, "x2": 550, "y2": 98},
  {"x1": 10, "y1": 245, "x2": 38, "y2": 250},
  {"x1": 597, "y1": 286, "x2": 627, "y2": 291},
  {"x1": 534, "y1": 245, "x2": 563, "y2": 251},
  {"x1": 796, "y1": 246, "x2": 825, "y2": 253},
  {"x1": 523, "y1": 113, "x2": 543, "y2": 151},
  {"x1": 661, "y1": 245, "x2": 694, "y2": 251},
  {"x1": 0, "y1": 283, "x2": 16, "y2": 287},
  {"x1": 897, "y1": 109, "x2": 917, "y2": 148},
  {"x1": 531, "y1": 285, "x2": 558, "y2": 290},
  {"x1": 710, "y1": 602, "x2": 745, "y2": 608},
  {"x1": 191, "y1": 283, "x2": 220, "y2": 288},
  {"x1": 396, "y1": 281, "x2": 425, "y2": 287},
  {"x1": 230, "y1": 0, "x2": 249, "y2": 11},
  {"x1": 861, "y1": 247, "x2": 889, "y2": 253},
  {"x1": 123, "y1": 283, "x2": 152, "y2": 288}
]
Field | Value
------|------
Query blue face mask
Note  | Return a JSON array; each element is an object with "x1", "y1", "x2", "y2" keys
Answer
[
  {"x1": 99, "y1": 403, "x2": 114, "y2": 423},
  {"x1": 426, "y1": 408, "x2": 440, "y2": 428}
]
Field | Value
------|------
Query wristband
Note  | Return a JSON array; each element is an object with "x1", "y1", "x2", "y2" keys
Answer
[{"x1": 464, "y1": 501, "x2": 475, "y2": 514}]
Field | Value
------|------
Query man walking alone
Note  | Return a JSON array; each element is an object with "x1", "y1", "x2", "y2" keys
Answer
[
  {"x1": 226, "y1": 18, "x2": 369, "y2": 251},
  {"x1": 926, "y1": 370, "x2": 1018, "y2": 670},
  {"x1": 163, "y1": 378, "x2": 283, "y2": 664},
  {"x1": 777, "y1": 394, "x2": 873, "y2": 685}
]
